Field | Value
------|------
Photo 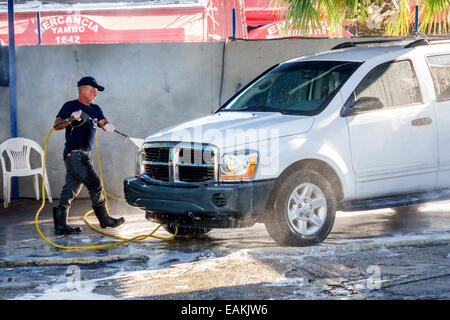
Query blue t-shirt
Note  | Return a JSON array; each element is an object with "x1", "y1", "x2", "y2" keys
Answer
[{"x1": 56, "y1": 100, "x2": 106, "y2": 158}]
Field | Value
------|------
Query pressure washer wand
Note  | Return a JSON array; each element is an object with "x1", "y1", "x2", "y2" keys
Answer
[
  {"x1": 53, "y1": 114, "x2": 140, "y2": 147},
  {"x1": 113, "y1": 129, "x2": 129, "y2": 139},
  {"x1": 53, "y1": 115, "x2": 127, "y2": 137}
]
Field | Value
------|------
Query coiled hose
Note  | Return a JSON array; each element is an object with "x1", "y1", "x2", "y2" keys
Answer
[{"x1": 34, "y1": 126, "x2": 177, "y2": 250}]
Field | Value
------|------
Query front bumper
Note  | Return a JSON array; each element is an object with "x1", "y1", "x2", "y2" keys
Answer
[{"x1": 124, "y1": 176, "x2": 275, "y2": 228}]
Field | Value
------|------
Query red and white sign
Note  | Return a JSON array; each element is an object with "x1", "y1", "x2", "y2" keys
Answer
[
  {"x1": 244, "y1": 0, "x2": 282, "y2": 27},
  {"x1": 0, "y1": 13, "x2": 39, "y2": 45},
  {"x1": 40, "y1": 15, "x2": 103, "y2": 44},
  {"x1": 0, "y1": 0, "x2": 359, "y2": 45},
  {"x1": 0, "y1": 6, "x2": 205, "y2": 45},
  {"x1": 248, "y1": 21, "x2": 354, "y2": 39}
]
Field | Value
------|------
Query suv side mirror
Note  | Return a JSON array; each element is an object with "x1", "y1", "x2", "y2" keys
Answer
[{"x1": 344, "y1": 96, "x2": 383, "y2": 116}]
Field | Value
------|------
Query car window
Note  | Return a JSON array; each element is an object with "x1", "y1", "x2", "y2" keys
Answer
[
  {"x1": 221, "y1": 61, "x2": 361, "y2": 115},
  {"x1": 353, "y1": 60, "x2": 422, "y2": 111},
  {"x1": 426, "y1": 54, "x2": 450, "y2": 102}
]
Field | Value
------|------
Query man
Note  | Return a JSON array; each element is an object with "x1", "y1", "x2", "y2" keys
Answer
[{"x1": 53, "y1": 76, "x2": 125, "y2": 235}]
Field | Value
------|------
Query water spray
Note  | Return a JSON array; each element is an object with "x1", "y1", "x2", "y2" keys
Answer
[{"x1": 112, "y1": 129, "x2": 144, "y2": 148}]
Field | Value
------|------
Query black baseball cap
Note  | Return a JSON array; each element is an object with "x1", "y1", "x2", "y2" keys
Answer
[{"x1": 77, "y1": 76, "x2": 104, "y2": 91}]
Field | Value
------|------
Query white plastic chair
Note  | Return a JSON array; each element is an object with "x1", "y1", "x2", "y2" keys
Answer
[{"x1": 0, "y1": 137, "x2": 52, "y2": 208}]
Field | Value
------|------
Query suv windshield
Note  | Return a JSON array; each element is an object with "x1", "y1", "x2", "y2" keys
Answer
[{"x1": 220, "y1": 60, "x2": 362, "y2": 115}]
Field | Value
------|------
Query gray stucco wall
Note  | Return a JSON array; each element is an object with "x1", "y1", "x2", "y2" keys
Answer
[{"x1": 0, "y1": 38, "x2": 351, "y2": 202}]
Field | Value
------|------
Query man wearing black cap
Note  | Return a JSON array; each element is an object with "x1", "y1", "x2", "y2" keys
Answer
[{"x1": 52, "y1": 76, "x2": 125, "y2": 235}]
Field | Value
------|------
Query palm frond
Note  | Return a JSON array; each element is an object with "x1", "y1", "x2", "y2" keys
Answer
[
  {"x1": 419, "y1": 0, "x2": 450, "y2": 34},
  {"x1": 270, "y1": 0, "x2": 327, "y2": 36},
  {"x1": 269, "y1": 0, "x2": 450, "y2": 37},
  {"x1": 386, "y1": 0, "x2": 414, "y2": 36}
]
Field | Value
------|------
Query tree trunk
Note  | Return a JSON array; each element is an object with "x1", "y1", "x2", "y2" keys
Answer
[{"x1": 353, "y1": 0, "x2": 400, "y2": 36}]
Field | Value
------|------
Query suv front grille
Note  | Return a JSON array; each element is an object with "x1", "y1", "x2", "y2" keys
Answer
[
  {"x1": 145, "y1": 148, "x2": 170, "y2": 163},
  {"x1": 144, "y1": 164, "x2": 170, "y2": 181},
  {"x1": 142, "y1": 142, "x2": 218, "y2": 184},
  {"x1": 178, "y1": 165, "x2": 215, "y2": 182}
]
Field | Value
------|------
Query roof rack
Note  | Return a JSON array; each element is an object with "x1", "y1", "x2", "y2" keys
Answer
[
  {"x1": 332, "y1": 37, "x2": 450, "y2": 51},
  {"x1": 331, "y1": 39, "x2": 403, "y2": 50},
  {"x1": 406, "y1": 38, "x2": 450, "y2": 47},
  {"x1": 404, "y1": 39, "x2": 430, "y2": 48}
]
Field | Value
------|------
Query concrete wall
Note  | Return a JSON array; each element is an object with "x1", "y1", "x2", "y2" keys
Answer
[{"x1": 0, "y1": 38, "x2": 350, "y2": 202}]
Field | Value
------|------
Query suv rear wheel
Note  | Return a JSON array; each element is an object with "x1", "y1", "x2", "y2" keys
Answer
[{"x1": 265, "y1": 169, "x2": 337, "y2": 246}]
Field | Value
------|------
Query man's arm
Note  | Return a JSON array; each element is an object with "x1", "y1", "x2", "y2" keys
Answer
[
  {"x1": 54, "y1": 117, "x2": 70, "y2": 131},
  {"x1": 98, "y1": 119, "x2": 108, "y2": 131}
]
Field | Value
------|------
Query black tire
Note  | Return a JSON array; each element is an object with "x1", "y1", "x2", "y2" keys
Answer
[
  {"x1": 162, "y1": 225, "x2": 212, "y2": 238},
  {"x1": 265, "y1": 169, "x2": 337, "y2": 246}
]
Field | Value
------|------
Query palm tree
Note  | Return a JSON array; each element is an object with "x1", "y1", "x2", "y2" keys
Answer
[{"x1": 270, "y1": 0, "x2": 450, "y2": 36}]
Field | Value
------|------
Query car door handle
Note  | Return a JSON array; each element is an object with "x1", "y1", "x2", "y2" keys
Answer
[{"x1": 411, "y1": 117, "x2": 432, "y2": 127}]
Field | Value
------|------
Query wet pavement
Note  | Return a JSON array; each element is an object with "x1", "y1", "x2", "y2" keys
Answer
[{"x1": 0, "y1": 197, "x2": 449, "y2": 300}]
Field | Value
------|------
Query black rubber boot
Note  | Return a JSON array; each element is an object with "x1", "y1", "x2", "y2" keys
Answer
[
  {"x1": 53, "y1": 207, "x2": 82, "y2": 235},
  {"x1": 93, "y1": 203, "x2": 125, "y2": 228}
]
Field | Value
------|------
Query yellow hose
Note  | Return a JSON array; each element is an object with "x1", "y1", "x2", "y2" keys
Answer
[{"x1": 35, "y1": 126, "x2": 177, "y2": 250}]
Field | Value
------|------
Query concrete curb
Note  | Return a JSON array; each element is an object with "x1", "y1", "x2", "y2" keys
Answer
[
  {"x1": 213, "y1": 235, "x2": 450, "y2": 258},
  {"x1": 0, "y1": 254, "x2": 149, "y2": 268}
]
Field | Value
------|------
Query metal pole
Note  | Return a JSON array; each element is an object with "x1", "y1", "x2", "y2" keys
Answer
[
  {"x1": 37, "y1": 12, "x2": 41, "y2": 45},
  {"x1": 232, "y1": 8, "x2": 236, "y2": 39},
  {"x1": 415, "y1": 5, "x2": 419, "y2": 33},
  {"x1": 8, "y1": 0, "x2": 19, "y2": 200}
]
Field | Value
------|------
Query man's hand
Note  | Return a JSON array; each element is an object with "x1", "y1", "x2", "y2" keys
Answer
[
  {"x1": 103, "y1": 123, "x2": 115, "y2": 132},
  {"x1": 71, "y1": 110, "x2": 82, "y2": 121}
]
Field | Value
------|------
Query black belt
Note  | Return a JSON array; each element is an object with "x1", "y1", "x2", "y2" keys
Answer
[{"x1": 65, "y1": 149, "x2": 91, "y2": 158}]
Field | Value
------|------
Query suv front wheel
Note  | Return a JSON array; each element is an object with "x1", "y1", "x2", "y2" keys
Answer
[
  {"x1": 265, "y1": 169, "x2": 337, "y2": 246},
  {"x1": 163, "y1": 225, "x2": 212, "y2": 238}
]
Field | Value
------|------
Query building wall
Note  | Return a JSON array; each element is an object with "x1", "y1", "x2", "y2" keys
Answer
[{"x1": 0, "y1": 38, "x2": 352, "y2": 201}]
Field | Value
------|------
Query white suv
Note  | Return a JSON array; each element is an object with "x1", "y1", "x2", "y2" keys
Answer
[{"x1": 124, "y1": 39, "x2": 450, "y2": 246}]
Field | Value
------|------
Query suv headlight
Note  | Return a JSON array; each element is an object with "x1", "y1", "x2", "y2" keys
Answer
[
  {"x1": 135, "y1": 149, "x2": 145, "y2": 176},
  {"x1": 220, "y1": 151, "x2": 258, "y2": 181}
]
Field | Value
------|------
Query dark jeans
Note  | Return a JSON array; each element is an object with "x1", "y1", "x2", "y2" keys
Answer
[{"x1": 58, "y1": 152, "x2": 105, "y2": 209}]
